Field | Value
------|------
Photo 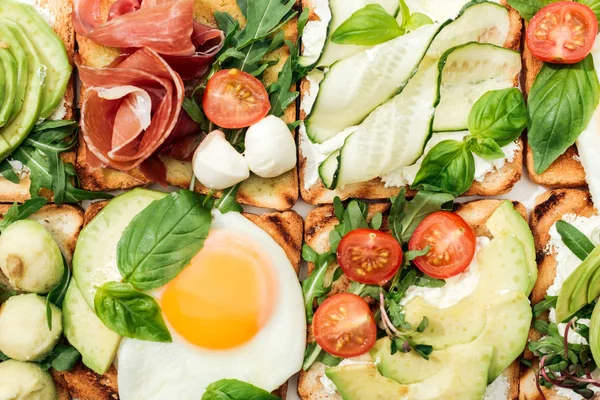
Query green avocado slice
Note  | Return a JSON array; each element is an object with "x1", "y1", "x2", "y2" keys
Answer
[
  {"x1": 0, "y1": 22, "x2": 27, "y2": 123},
  {"x1": 0, "y1": 47, "x2": 17, "y2": 127},
  {"x1": 0, "y1": 0, "x2": 71, "y2": 119}
]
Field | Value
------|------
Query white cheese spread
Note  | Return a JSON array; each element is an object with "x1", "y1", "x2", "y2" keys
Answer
[
  {"x1": 48, "y1": 98, "x2": 67, "y2": 121},
  {"x1": 301, "y1": 0, "x2": 332, "y2": 67},
  {"x1": 16, "y1": 0, "x2": 55, "y2": 25},
  {"x1": 483, "y1": 374, "x2": 509, "y2": 400}
]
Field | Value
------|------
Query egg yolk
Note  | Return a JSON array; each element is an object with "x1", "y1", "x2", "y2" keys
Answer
[{"x1": 161, "y1": 230, "x2": 276, "y2": 350}]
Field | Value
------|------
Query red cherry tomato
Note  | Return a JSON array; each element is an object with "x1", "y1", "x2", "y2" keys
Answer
[
  {"x1": 408, "y1": 211, "x2": 476, "y2": 279},
  {"x1": 313, "y1": 293, "x2": 377, "y2": 358},
  {"x1": 337, "y1": 228, "x2": 403, "y2": 285},
  {"x1": 527, "y1": 2, "x2": 598, "y2": 64},
  {"x1": 203, "y1": 69, "x2": 270, "y2": 129}
]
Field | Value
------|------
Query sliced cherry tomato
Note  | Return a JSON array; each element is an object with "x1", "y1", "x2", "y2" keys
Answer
[
  {"x1": 408, "y1": 211, "x2": 476, "y2": 279},
  {"x1": 313, "y1": 293, "x2": 377, "y2": 358},
  {"x1": 337, "y1": 228, "x2": 403, "y2": 285},
  {"x1": 203, "y1": 69, "x2": 270, "y2": 129},
  {"x1": 527, "y1": 2, "x2": 598, "y2": 64}
]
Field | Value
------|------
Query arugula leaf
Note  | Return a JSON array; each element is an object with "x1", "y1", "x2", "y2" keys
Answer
[
  {"x1": 415, "y1": 273, "x2": 445, "y2": 288},
  {"x1": 269, "y1": 52, "x2": 298, "y2": 117},
  {"x1": 506, "y1": 0, "x2": 559, "y2": 21},
  {"x1": 202, "y1": 379, "x2": 281, "y2": 400},
  {"x1": 0, "y1": 160, "x2": 18, "y2": 184},
  {"x1": 332, "y1": 4, "x2": 403, "y2": 46},
  {"x1": 236, "y1": 0, "x2": 247, "y2": 17},
  {"x1": 412, "y1": 140, "x2": 475, "y2": 197},
  {"x1": 303, "y1": 342, "x2": 341, "y2": 371},
  {"x1": 94, "y1": 281, "x2": 171, "y2": 342},
  {"x1": 370, "y1": 212, "x2": 383, "y2": 230},
  {"x1": 182, "y1": 97, "x2": 210, "y2": 132},
  {"x1": 236, "y1": 0, "x2": 296, "y2": 49},
  {"x1": 468, "y1": 137, "x2": 505, "y2": 160},
  {"x1": 528, "y1": 56, "x2": 600, "y2": 174},
  {"x1": 468, "y1": 88, "x2": 527, "y2": 146},
  {"x1": 39, "y1": 343, "x2": 80, "y2": 372},
  {"x1": 302, "y1": 255, "x2": 334, "y2": 323},
  {"x1": 0, "y1": 197, "x2": 47, "y2": 232},
  {"x1": 0, "y1": 351, "x2": 8, "y2": 361},
  {"x1": 118, "y1": 190, "x2": 212, "y2": 290},
  {"x1": 46, "y1": 257, "x2": 70, "y2": 330},
  {"x1": 533, "y1": 295, "x2": 558, "y2": 318},
  {"x1": 556, "y1": 220, "x2": 596, "y2": 261},
  {"x1": 0, "y1": 283, "x2": 16, "y2": 304},
  {"x1": 214, "y1": 184, "x2": 243, "y2": 214}
]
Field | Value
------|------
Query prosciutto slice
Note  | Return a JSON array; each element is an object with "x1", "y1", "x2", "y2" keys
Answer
[
  {"x1": 78, "y1": 47, "x2": 184, "y2": 171},
  {"x1": 73, "y1": 0, "x2": 196, "y2": 56}
]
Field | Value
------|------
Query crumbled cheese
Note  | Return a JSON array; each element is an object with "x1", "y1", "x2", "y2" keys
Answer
[
  {"x1": 319, "y1": 355, "x2": 373, "y2": 395},
  {"x1": 381, "y1": 131, "x2": 520, "y2": 187},
  {"x1": 48, "y1": 98, "x2": 67, "y2": 121},
  {"x1": 7, "y1": 159, "x2": 30, "y2": 179},
  {"x1": 401, "y1": 237, "x2": 489, "y2": 309},
  {"x1": 484, "y1": 374, "x2": 509, "y2": 400},
  {"x1": 16, "y1": 0, "x2": 55, "y2": 25}
]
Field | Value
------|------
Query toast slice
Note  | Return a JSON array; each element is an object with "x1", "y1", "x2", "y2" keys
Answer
[
  {"x1": 298, "y1": 0, "x2": 524, "y2": 205},
  {"x1": 298, "y1": 199, "x2": 527, "y2": 400},
  {"x1": 74, "y1": 0, "x2": 300, "y2": 211},
  {"x1": 53, "y1": 200, "x2": 304, "y2": 400},
  {"x1": 0, "y1": 0, "x2": 76, "y2": 203},
  {"x1": 519, "y1": 188, "x2": 595, "y2": 400}
]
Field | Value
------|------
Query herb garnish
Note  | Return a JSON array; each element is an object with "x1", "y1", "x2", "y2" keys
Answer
[
  {"x1": 201, "y1": 378, "x2": 281, "y2": 400},
  {"x1": 45, "y1": 256, "x2": 70, "y2": 330}
]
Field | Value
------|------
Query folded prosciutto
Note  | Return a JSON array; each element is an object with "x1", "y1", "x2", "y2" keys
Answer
[{"x1": 78, "y1": 47, "x2": 184, "y2": 171}]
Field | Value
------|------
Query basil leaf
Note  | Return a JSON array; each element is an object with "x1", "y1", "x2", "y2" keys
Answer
[
  {"x1": 0, "y1": 197, "x2": 47, "y2": 232},
  {"x1": 405, "y1": 12, "x2": 433, "y2": 31},
  {"x1": 118, "y1": 190, "x2": 212, "y2": 290},
  {"x1": 468, "y1": 137, "x2": 505, "y2": 160},
  {"x1": 506, "y1": 0, "x2": 559, "y2": 21},
  {"x1": 46, "y1": 257, "x2": 70, "y2": 330},
  {"x1": 332, "y1": 4, "x2": 402, "y2": 46},
  {"x1": 39, "y1": 343, "x2": 80, "y2": 372},
  {"x1": 202, "y1": 379, "x2": 281, "y2": 400},
  {"x1": 412, "y1": 140, "x2": 475, "y2": 197},
  {"x1": 236, "y1": 0, "x2": 296, "y2": 48},
  {"x1": 94, "y1": 282, "x2": 171, "y2": 342},
  {"x1": 468, "y1": 88, "x2": 527, "y2": 146},
  {"x1": 0, "y1": 160, "x2": 18, "y2": 184},
  {"x1": 528, "y1": 56, "x2": 600, "y2": 174},
  {"x1": 0, "y1": 283, "x2": 16, "y2": 304},
  {"x1": 556, "y1": 220, "x2": 596, "y2": 261},
  {"x1": 214, "y1": 184, "x2": 243, "y2": 214}
]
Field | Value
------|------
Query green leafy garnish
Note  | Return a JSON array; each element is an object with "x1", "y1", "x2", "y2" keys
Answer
[
  {"x1": 0, "y1": 160, "x2": 18, "y2": 184},
  {"x1": 506, "y1": 0, "x2": 559, "y2": 21},
  {"x1": 0, "y1": 283, "x2": 16, "y2": 304},
  {"x1": 39, "y1": 343, "x2": 80, "y2": 372},
  {"x1": 533, "y1": 295, "x2": 558, "y2": 318},
  {"x1": 201, "y1": 379, "x2": 281, "y2": 400},
  {"x1": 46, "y1": 257, "x2": 70, "y2": 330},
  {"x1": 332, "y1": 4, "x2": 404, "y2": 46},
  {"x1": 94, "y1": 281, "x2": 171, "y2": 343},
  {"x1": 214, "y1": 184, "x2": 243, "y2": 214},
  {"x1": 556, "y1": 220, "x2": 595, "y2": 262},
  {"x1": 117, "y1": 190, "x2": 212, "y2": 291},
  {"x1": 0, "y1": 197, "x2": 47, "y2": 232},
  {"x1": 528, "y1": 56, "x2": 600, "y2": 174}
]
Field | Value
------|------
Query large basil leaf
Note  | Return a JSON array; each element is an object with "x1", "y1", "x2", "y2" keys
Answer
[
  {"x1": 412, "y1": 140, "x2": 475, "y2": 197},
  {"x1": 556, "y1": 220, "x2": 595, "y2": 261},
  {"x1": 468, "y1": 137, "x2": 505, "y2": 160},
  {"x1": 528, "y1": 56, "x2": 600, "y2": 174},
  {"x1": 94, "y1": 282, "x2": 171, "y2": 342},
  {"x1": 468, "y1": 88, "x2": 527, "y2": 146},
  {"x1": 117, "y1": 190, "x2": 212, "y2": 290},
  {"x1": 332, "y1": 4, "x2": 402, "y2": 46},
  {"x1": 506, "y1": 0, "x2": 560, "y2": 21},
  {"x1": 202, "y1": 379, "x2": 281, "y2": 400}
]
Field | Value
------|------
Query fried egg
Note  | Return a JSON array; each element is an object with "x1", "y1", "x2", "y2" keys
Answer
[{"x1": 116, "y1": 211, "x2": 306, "y2": 399}]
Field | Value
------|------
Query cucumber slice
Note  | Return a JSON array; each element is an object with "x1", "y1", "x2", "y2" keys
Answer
[
  {"x1": 433, "y1": 43, "x2": 521, "y2": 132},
  {"x1": 318, "y1": 149, "x2": 340, "y2": 189},
  {"x1": 406, "y1": 0, "x2": 500, "y2": 23},
  {"x1": 0, "y1": 49, "x2": 17, "y2": 127},
  {"x1": 0, "y1": 0, "x2": 72, "y2": 119},
  {"x1": 0, "y1": 23, "x2": 27, "y2": 124},
  {"x1": 300, "y1": 0, "x2": 399, "y2": 69},
  {"x1": 305, "y1": 23, "x2": 441, "y2": 144}
]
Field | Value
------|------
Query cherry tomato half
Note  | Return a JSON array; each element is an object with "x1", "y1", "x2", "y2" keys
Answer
[
  {"x1": 527, "y1": 2, "x2": 598, "y2": 64},
  {"x1": 313, "y1": 293, "x2": 377, "y2": 358},
  {"x1": 203, "y1": 69, "x2": 270, "y2": 129},
  {"x1": 337, "y1": 228, "x2": 403, "y2": 285},
  {"x1": 408, "y1": 211, "x2": 476, "y2": 279}
]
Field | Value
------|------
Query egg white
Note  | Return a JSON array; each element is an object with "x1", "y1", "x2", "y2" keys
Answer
[{"x1": 116, "y1": 211, "x2": 306, "y2": 400}]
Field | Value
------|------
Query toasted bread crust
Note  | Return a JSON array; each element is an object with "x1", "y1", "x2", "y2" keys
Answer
[
  {"x1": 519, "y1": 189, "x2": 596, "y2": 400},
  {"x1": 299, "y1": 199, "x2": 525, "y2": 400},
  {"x1": 74, "y1": 0, "x2": 300, "y2": 210},
  {"x1": 65, "y1": 200, "x2": 303, "y2": 399},
  {"x1": 298, "y1": 1, "x2": 524, "y2": 205}
]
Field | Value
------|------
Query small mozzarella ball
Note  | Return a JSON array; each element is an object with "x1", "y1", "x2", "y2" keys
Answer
[
  {"x1": 244, "y1": 116, "x2": 297, "y2": 178},
  {"x1": 192, "y1": 131, "x2": 250, "y2": 190},
  {"x1": 0, "y1": 360, "x2": 57, "y2": 400},
  {"x1": 0, "y1": 294, "x2": 62, "y2": 362},
  {"x1": 0, "y1": 220, "x2": 64, "y2": 294}
]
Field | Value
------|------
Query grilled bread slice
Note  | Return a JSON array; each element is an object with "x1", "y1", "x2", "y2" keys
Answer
[
  {"x1": 298, "y1": 0, "x2": 524, "y2": 205},
  {"x1": 0, "y1": 0, "x2": 75, "y2": 203},
  {"x1": 74, "y1": 0, "x2": 300, "y2": 211},
  {"x1": 298, "y1": 199, "x2": 527, "y2": 400},
  {"x1": 52, "y1": 200, "x2": 304, "y2": 400},
  {"x1": 519, "y1": 188, "x2": 595, "y2": 400}
]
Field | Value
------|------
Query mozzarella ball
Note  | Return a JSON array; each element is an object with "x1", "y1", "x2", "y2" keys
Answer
[
  {"x1": 244, "y1": 116, "x2": 297, "y2": 178},
  {"x1": 0, "y1": 294, "x2": 62, "y2": 361},
  {"x1": 192, "y1": 131, "x2": 250, "y2": 190},
  {"x1": 0, "y1": 360, "x2": 57, "y2": 400},
  {"x1": 0, "y1": 220, "x2": 64, "y2": 294}
]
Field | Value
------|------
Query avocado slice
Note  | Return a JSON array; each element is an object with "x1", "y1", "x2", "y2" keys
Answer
[
  {"x1": 0, "y1": 1, "x2": 71, "y2": 119},
  {"x1": 403, "y1": 233, "x2": 530, "y2": 349},
  {"x1": 0, "y1": 22, "x2": 27, "y2": 123},
  {"x1": 0, "y1": 20, "x2": 42, "y2": 160},
  {"x1": 327, "y1": 345, "x2": 492, "y2": 400},
  {"x1": 0, "y1": 47, "x2": 17, "y2": 127},
  {"x1": 63, "y1": 280, "x2": 121, "y2": 375},
  {"x1": 589, "y1": 301, "x2": 600, "y2": 365},
  {"x1": 556, "y1": 245, "x2": 600, "y2": 322},
  {"x1": 486, "y1": 200, "x2": 537, "y2": 294},
  {"x1": 73, "y1": 189, "x2": 167, "y2": 308}
]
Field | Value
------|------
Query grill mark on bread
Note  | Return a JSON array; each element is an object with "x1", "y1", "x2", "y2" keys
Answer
[{"x1": 533, "y1": 191, "x2": 566, "y2": 222}]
